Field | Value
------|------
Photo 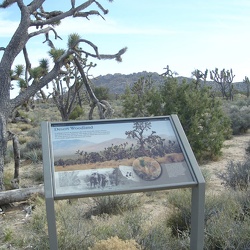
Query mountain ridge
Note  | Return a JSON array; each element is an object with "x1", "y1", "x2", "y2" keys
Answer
[{"x1": 91, "y1": 71, "x2": 247, "y2": 94}]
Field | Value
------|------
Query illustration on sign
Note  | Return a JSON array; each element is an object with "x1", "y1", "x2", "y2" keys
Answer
[{"x1": 50, "y1": 118, "x2": 195, "y2": 196}]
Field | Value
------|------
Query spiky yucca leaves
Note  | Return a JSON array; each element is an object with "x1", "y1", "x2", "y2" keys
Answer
[
  {"x1": 14, "y1": 64, "x2": 24, "y2": 77},
  {"x1": 67, "y1": 33, "x2": 81, "y2": 49},
  {"x1": 17, "y1": 79, "x2": 28, "y2": 91},
  {"x1": 39, "y1": 58, "x2": 49, "y2": 73},
  {"x1": 10, "y1": 64, "x2": 24, "y2": 80},
  {"x1": 29, "y1": 59, "x2": 49, "y2": 81},
  {"x1": 48, "y1": 48, "x2": 66, "y2": 62}
]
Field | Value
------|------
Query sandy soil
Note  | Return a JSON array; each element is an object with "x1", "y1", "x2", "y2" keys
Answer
[
  {"x1": 0, "y1": 132, "x2": 249, "y2": 249},
  {"x1": 200, "y1": 132, "x2": 250, "y2": 193}
]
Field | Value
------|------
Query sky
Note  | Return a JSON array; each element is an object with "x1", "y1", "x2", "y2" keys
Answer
[{"x1": 1, "y1": 0, "x2": 250, "y2": 97}]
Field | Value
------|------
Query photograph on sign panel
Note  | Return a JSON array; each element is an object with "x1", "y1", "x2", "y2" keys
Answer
[{"x1": 51, "y1": 119, "x2": 195, "y2": 195}]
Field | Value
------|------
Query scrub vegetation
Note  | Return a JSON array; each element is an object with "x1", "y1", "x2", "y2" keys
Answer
[{"x1": 1, "y1": 80, "x2": 250, "y2": 249}]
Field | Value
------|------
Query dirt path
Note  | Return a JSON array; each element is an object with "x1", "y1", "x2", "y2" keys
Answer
[{"x1": 201, "y1": 132, "x2": 250, "y2": 193}]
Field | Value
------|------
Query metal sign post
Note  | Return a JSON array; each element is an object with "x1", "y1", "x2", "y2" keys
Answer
[
  {"x1": 41, "y1": 115, "x2": 205, "y2": 250},
  {"x1": 171, "y1": 115, "x2": 205, "y2": 249},
  {"x1": 41, "y1": 122, "x2": 58, "y2": 249}
]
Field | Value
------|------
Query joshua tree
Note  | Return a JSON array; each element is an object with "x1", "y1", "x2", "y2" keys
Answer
[
  {"x1": 161, "y1": 65, "x2": 178, "y2": 78},
  {"x1": 210, "y1": 68, "x2": 235, "y2": 100},
  {"x1": 0, "y1": 0, "x2": 127, "y2": 190},
  {"x1": 192, "y1": 69, "x2": 208, "y2": 88}
]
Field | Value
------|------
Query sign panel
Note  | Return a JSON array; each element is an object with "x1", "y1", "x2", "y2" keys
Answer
[{"x1": 46, "y1": 116, "x2": 197, "y2": 198}]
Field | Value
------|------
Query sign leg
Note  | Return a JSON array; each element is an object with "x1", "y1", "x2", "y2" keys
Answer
[
  {"x1": 45, "y1": 197, "x2": 58, "y2": 250},
  {"x1": 190, "y1": 183, "x2": 205, "y2": 250}
]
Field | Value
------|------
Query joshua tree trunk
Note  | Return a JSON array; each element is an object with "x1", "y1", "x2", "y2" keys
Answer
[
  {"x1": 7, "y1": 131, "x2": 20, "y2": 179},
  {"x1": 0, "y1": 0, "x2": 126, "y2": 191},
  {"x1": 0, "y1": 112, "x2": 8, "y2": 190}
]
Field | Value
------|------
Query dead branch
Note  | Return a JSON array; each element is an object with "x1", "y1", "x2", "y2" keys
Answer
[
  {"x1": 0, "y1": 185, "x2": 44, "y2": 206},
  {"x1": 29, "y1": 26, "x2": 62, "y2": 40}
]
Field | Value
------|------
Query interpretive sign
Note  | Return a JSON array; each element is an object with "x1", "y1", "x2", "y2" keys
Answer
[
  {"x1": 41, "y1": 115, "x2": 205, "y2": 250},
  {"x1": 46, "y1": 116, "x2": 197, "y2": 198}
]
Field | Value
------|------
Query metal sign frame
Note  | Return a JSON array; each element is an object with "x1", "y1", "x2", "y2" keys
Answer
[{"x1": 41, "y1": 115, "x2": 205, "y2": 250}]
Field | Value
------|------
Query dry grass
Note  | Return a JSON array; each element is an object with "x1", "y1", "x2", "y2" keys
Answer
[{"x1": 1, "y1": 101, "x2": 250, "y2": 249}]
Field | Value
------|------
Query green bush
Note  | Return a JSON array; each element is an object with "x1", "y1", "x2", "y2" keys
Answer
[
  {"x1": 121, "y1": 76, "x2": 160, "y2": 118},
  {"x1": 165, "y1": 189, "x2": 250, "y2": 249},
  {"x1": 141, "y1": 221, "x2": 189, "y2": 250},
  {"x1": 149, "y1": 77, "x2": 232, "y2": 162},
  {"x1": 122, "y1": 76, "x2": 232, "y2": 162},
  {"x1": 204, "y1": 192, "x2": 250, "y2": 249},
  {"x1": 225, "y1": 100, "x2": 250, "y2": 135},
  {"x1": 88, "y1": 194, "x2": 141, "y2": 217},
  {"x1": 20, "y1": 198, "x2": 145, "y2": 250},
  {"x1": 218, "y1": 159, "x2": 250, "y2": 191},
  {"x1": 26, "y1": 140, "x2": 42, "y2": 151},
  {"x1": 24, "y1": 149, "x2": 43, "y2": 163},
  {"x1": 26, "y1": 127, "x2": 41, "y2": 138},
  {"x1": 69, "y1": 105, "x2": 84, "y2": 120},
  {"x1": 93, "y1": 86, "x2": 110, "y2": 101},
  {"x1": 32, "y1": 168, "x2": 44, "y2": 183},
  {"x1": 166, "y1": 189, "x2": 192, "y2": 236}
]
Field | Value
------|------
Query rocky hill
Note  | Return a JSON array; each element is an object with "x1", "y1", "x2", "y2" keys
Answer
[{"x1": 91, "y1": 71, "x2": 247, "y2": 95}]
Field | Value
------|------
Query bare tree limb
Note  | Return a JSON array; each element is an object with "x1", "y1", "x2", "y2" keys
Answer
[
  {"x1": 30, "y1": 0, "x2": 97, "y2": 27},
  {"x1": 29, "y1": 26, "x2": 62, "y2": 40},
  {"x1": 0, "y1": 185, "x2": 44, "y2": 206},
  {"x1": 0, "y1": 0, "x2": 17, "y2": 8}
]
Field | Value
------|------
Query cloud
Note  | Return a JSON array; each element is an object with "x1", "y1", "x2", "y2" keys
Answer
[
  {"x1": 0, "y1": 17, "x2": 19, "y2": 37},
  {"x1": 56, "y1": 17, "x2": 175, "y2": 36}
]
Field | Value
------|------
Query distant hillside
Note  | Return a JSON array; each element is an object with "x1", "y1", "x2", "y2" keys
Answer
[{"x1": 91, "y1": 71, "x2": 246, "y2": 94}]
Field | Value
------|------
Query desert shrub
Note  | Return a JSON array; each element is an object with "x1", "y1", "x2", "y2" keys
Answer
[
  {"x1": 218, "y1": 159, "x2": 250, "y2": 190},
  {"x1": 166, "y1": 190, "x2": 241, "y2": 239},
  {"x1": 18, "y1": 123, "x2": 32, "y2": 131},
  {"x1": 24, "y1": 149, "x2": 43, "y2": 163},
  {"x1": 205, "y1": 214, "x2": 250, "y2": 249},
  {"x1": 32, "y1": 167, "x2": 44, "y2": 182},
  {"x1": 93, "y1": 86, "x2": 110, "y2": 101},
  {"x1": 89, "y1": 236, "x2": 141, "y2": 250},
  {"x1": 246, "y1": 141, "x2": 250, "y2": 156},
  {"x1": 3, "y1": 168, "x2": 14, "y2": 190},
  {"x1": 69, "y1": 105, "x2": 84, "y2": 120},
  {"x1": 3, "y1": 228, "x2": 13, "y2": 242},
  {"x1": 166, "y1": 189, "x2": 192, "y2": 236},
  {"x1": 4, "y1": 146, "x2": 13, "y2": 164},
  {"x1": 165, "y1": 189, "x2": 250, "y2": 249},
  {"x1": 16, "y1": 110, "x2": 29, "y2": 119},
  {"x1": 26, "y1": 139, "x2": 42, "y2": 151},
  {"x1": 122, "y1": 76, "x2": 160, "y2": 117},
  {"x1": 200, "y1": 167, "x2": 212, "y2": 183},
  {"x1": 18, "y1": 135, "x2": 27, "y2": 145},
  {"x1": 204, "y1": 192, "x2": 250, "y2": 250},
  {"x1": 21, "y1": 198, "x2": 145, "y2": 250},
  {"x1": 91, "y1": 210, "x2": 145, "y2": 245},
  {"x1": 147, "y1": 77, "x2": 232, "y2": 162},
  {"x1": 26, "y1": 127, "x2": 41, "y2": 138},
  {"x1": 23, "y1": 129, "x2": 42, "y2": 159},
  {"x1": 21, "y1": 136, "x2": 43, "y2": 161},
  {"x1": 141, "y1": 220, "x2": 189, "y2": 250},
  {"x1": 88, "y1": 194, "x2": 141, "y2": 216},
  {"x1": 234, "y1": 191, "x2": 250, "y2": 221},
  {"x1": 223, "y1": 99, "x2": 250, "y2": 135},
  {"x1": 116, "y1": 210, "x2": 145, "y2": 241}
]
